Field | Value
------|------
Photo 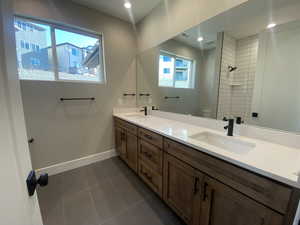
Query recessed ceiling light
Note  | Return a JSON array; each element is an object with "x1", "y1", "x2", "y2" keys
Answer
[
  {"x1": 197, "y1": 37, "x2": 204, "y2": 42},
  {"x1": 124, "y1": 2, "x2": 132, "y2": 9},
  {"x1": 267, "y1": 23, "x2": 276, "y2": 29}
]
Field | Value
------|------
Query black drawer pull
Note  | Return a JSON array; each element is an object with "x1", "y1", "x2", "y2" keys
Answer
[
  {"x1": 194, "y1": 177, "x2": 199, "y2": 194},
  {"x1": 203, "y1": 182, "x2": 208, "y2": 201},
  {"x1": 142, "y1": 151, "x2": 152, "y2": 159},
  {"x1": 141, "y1": 169, "x2": 153, "y2": 181}
]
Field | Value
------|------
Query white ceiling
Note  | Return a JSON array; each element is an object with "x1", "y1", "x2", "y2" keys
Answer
[
  {"x1": 175, "y1": 0, "x2": 300, "y2": 49},
  {"x1": 72, "y1": 0, "x2": 163, "y2": 23}
]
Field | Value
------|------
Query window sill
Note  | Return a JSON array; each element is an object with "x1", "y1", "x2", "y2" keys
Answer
[{"x1": 19, "y1": 78, "x2": 105, "y2": 85}]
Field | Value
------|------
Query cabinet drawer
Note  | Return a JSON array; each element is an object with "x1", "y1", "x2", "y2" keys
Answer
[
  {"x1": 138, "y1": 128, "x2": 163, "y2": 148},
  {"x1": 164, "y1": 138, "x2": 292, "y2": 214},
  {"x1": 114, "y1": 117, "x2": 137, "y2": 135},
  {"x1": 138, "y1": 139, "x2": 163, "y2": 173},
  {"x1": 138, "y1": 160, "x2": 163, "y2": 197}
]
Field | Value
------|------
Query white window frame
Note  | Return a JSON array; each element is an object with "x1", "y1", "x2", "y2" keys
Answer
[
  {"x1": 158, "y1": 50, "x2": 195, "y2": 89},
  {"x1": 15, "y1": 16, "x2": 106, "y2": 84}
]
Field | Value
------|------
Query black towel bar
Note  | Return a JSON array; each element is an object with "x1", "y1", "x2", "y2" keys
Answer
[
  {"x1": 60, "y1": 97, "x2": 95, "y2": 101},
  {"x1": 164, "y1": 96, "x2": 180, "y2": 99}
]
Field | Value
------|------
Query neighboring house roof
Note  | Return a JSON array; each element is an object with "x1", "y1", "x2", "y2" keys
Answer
[
  {"x1": 14, "y1": 21, "x2": 46, "y2": 32},
  {"x1": 82, "y1": 45, "x2": 99, "y2": 68},
  {"x1": 55, "y1": 42, "x2": 83, "y2": 49},
  {"x1": 14, "y1": 25, "x2": 22, "y2": 32}
]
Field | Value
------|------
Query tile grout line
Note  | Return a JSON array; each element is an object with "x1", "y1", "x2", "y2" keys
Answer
[{"x1": 88, "y1": 189, "x2": 102, "y2": 225}]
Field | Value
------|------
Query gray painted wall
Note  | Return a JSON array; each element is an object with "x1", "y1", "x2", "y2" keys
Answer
[{"x1": 14, "y1": 0, "x2": 137, "y2": 169}]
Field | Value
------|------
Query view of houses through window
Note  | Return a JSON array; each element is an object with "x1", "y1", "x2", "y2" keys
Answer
[
  {"x1": 14, "y1": 17, "x2": 105, "y2": 82},
  {"x1": 158, "y1": 52, "x2": 194, "y2": 88}
]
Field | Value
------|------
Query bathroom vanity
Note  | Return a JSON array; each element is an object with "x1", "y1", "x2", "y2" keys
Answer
[{"x1": 114, "y1": 113, "x2": 300, "y2": 225}]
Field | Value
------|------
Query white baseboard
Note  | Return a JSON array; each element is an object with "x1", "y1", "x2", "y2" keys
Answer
[{"x1": 36, "y1": 149, "x2": 117, "y2": 176}]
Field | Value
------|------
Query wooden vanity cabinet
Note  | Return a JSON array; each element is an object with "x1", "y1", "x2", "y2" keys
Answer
[
  {"x1": 164, "y1": 153, "x2": 284, "y2": 225},
  {"x1": 114, "y1": 118, "x2": 138, "y2": 172},
  {"x1": 114, "y1": 117, "x2": 299, "y2": 225},
  {"x1": 164, "y1": 138, "x2": 292, "y2": 214}
]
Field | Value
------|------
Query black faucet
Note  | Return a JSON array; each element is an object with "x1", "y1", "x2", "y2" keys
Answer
[
  {"x1": 152, "y1": 106, "x2": 159, "y2": 111},
  {"x1": 236, "y1": 117, "x2": 244, "y2": 124},
  {"x1": 224, "y1": 118, "x2": 234, "y2": 136},
  {"x1": 140, "y1": 106, "x2": 148, "y2": 116}
]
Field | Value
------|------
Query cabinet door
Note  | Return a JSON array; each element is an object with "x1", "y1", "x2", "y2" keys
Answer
[
  {"x1": 164, "y1": 153, "x2": 203, "y2": 225},
  {"x1": 126, "y1": 132, "x2": 138, "y2": 172},
  {"x1": 199, "y1": 176, "x2": 284, "y2": 225},
  {"x1": 115, "y1": 127, "x2": 126, "y2": 160}
]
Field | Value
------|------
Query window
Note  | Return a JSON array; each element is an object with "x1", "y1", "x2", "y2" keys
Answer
[
  {"x1": 14, "y1": 17, "x2": 105, "y2": 83},
  {"x1": 158, "y1": 51, "x2": 195, "y2": 88},
  {"x1": 163, "y1": 68, "x2": 170, "y2": 74},
  {"x1": 163, "y1": 55, "x2": 172, "y2": 62},
  {"x1": 71, "y1": 48, "x2": 77, "y2": 56},
  {"x1": 30, "y1": 58, "x2": 40, "y2": 67}
]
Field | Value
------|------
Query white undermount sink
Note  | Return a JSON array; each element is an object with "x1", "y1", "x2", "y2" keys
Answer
[
  {"x1": 125, "y1": 114, "x2": 147, "y2": 119},
  {"x1": 189, "y1": 132, "x2": 255, "y2": 154}
]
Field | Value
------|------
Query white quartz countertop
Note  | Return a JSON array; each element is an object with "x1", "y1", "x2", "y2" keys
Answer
[{"x1": 114, "y1": 112, "x2": 300, "y2": 188}]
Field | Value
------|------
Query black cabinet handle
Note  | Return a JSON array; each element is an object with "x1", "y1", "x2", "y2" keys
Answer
[
  {"x1": 143, "y1": 151, "x2": 152, "y2": 159},
  {"x1": 146, "y1": 174, "x2": 152, "y2": 181},
  {"x1": 123, "y1": 93, "x2": 136, "y2": 96},
  {"x1": 141, "y1": 170, "x2": 152, "y2": 181},
  {"x1": 203, "y1": 182, "x2": 208, "y2": 201},
  {"x1": 121, "y1": 132, "x2": 126, "y2": 141},
  {"x1": 194, "y1": 177, "x2": 199, "y2": 194}
]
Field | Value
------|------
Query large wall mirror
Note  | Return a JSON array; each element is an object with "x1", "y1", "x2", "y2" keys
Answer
[{"x1": 137, "y1": 0, "x2": 300, "y2": 133}]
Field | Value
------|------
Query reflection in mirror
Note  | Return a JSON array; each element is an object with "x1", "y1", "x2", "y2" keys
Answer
[
  {"x1": 137, "y1": 29, "x2": 222, "y2": 119},
  {"x1": 137, "y1": 0, "x2": 300, "y2": 133}
]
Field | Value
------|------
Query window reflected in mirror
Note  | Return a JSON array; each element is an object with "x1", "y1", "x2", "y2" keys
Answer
[{"x1": 159, "y1": 52, "x2": 195, "y2": 89}]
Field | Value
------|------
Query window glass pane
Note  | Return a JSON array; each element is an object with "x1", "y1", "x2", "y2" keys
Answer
[
  {"x1": 55, "y1": 28, "x2": 103, "y2": 82},
  {"x1": 174, "y1": 57, "x2": 193, "y2": 88},
  {"x1": 14, "y1": 17, "x2": 55, "y2": 80},
  {"x1": 159, "y1": 54, "x2": 174, "y2": 87}
]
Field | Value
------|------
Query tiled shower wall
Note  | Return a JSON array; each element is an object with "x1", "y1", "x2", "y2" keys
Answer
[
  {"x1": 217, "y1": 34, "x2": 236, "y2": 120},
  {"x1": 232, "y1": 35, "x2": 258, "y2": 121},
  {"x1": 217, "y1": 33, "x2": 258, "y2": 122}
]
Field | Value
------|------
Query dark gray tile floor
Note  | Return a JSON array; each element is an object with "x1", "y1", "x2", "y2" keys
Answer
[{"x1": 37, "y1": 157, "x2": 184, "y2": 225}]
